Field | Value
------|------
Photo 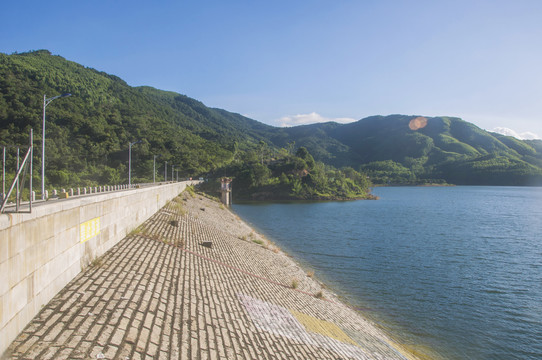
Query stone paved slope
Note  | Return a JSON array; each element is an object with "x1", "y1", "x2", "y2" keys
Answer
[{"x1": 6, "y1": 191, "x2": 418, "y2": 360}]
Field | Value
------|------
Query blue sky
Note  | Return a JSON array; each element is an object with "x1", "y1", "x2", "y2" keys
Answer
[{"x1": 2, "y1": 0, "x2": 542, "y2": 139}]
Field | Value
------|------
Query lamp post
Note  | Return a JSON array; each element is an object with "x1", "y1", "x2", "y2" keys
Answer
[
  {"x1": 128, "y1": 140, "x2": 142, "y2": 188},
  {"x1": 164, "y1": 161, "x2": 167, "y2": 181},
  {"x1": 172, "y1": 165, "x2": 175, "y2": 182},
  {"x1": 42, "y1": 93, "x2": 71, "y2": 199},
  {"x1": 2, "y1": 147, "x2": 5, "y2": 202}
]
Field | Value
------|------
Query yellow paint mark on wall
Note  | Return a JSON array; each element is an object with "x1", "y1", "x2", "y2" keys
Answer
[
  {"x1": 290, "y1": 310, "x2": 358, "y2": 346},
  {"x1": 80, "y1": 217, "x2": 100, "y2": 243}
]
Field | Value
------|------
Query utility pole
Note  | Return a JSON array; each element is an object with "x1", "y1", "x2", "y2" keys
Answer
[{"x1": 42, "y1": 93, "x2": 71, "y2": 199}]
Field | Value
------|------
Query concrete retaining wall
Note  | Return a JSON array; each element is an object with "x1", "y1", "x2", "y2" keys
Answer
[{"x1": 0, "y1": 181, "x2": 197, "y2": 355}]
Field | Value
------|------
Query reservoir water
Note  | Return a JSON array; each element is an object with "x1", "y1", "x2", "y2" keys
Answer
[{"x1": 232, "y1": 186, "x2": 542, "y2": 360}]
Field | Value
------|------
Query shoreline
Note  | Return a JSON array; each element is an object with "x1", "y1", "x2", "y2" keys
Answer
[
  {"x1": 372, "y1": 183, "x2": 455, "y2": 187},
  {"x1": 227, "y1": 196, "x2": 443, "y2": 360},
  {"x1": 234, "y1": 192, "x2": 379, "y2": 202},
  {"x1": 205, "y1": 195, "x2": 431, "y2": 360}
]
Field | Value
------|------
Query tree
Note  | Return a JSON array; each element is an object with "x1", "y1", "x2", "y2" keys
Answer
[
  {"x1": 295, "y1": 147, "x2": 315, "y2": 169},
  {"x1": 252, "y1": 163, "x2": 270, "y2": 186}
]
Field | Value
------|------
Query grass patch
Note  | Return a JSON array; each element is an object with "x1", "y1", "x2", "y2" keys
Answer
[
  {"x1": 170, "y1": 197, "x2": 187, "y2": 215},
  {"x1": 90, "y1": 257, "x2": 103, "y2": 268},
  {"x1": 252, "y1": 239, "x2": 264, "y2": 245},
  {"x1": 315, "y1": 291, "x2": 324, "y2": 299},
  {"x1": 129, "y1": 225, "x2": 147, "y2": 236},
  {"x1": 172, "y1": 196, "x2": 184, "y2": 204},
  {"x1": 186, "y1": 185, "x2": 196, "y2": 198},
  {"x1": 291, "y1": 279, "x2": 298, "y2": 289},
  {"x1": 194, "y1": 189, "x2": 221, "y2": 203}
]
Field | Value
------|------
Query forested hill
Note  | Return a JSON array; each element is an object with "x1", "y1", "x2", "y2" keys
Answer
[
  {"x1": 281, "y1": 115, "x2": 542, "y2": 185},
  {"x1": 1, "y1": 50, "x2": 542, "y2": 187},
  {"x1": 0, "y1": 50, "x2": 275, "y2": 186}
]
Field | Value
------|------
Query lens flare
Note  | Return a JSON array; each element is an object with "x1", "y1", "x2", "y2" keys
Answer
[{"x1": 409, "y1": 117, "x2": 428, "y2": 130}]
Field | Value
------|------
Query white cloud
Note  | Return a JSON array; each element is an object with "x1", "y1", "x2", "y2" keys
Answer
[
  {"x1": 275, "y1": 112, "x2": 357, "y2": 127},
  {"x1": 520, "y1": 132, "x2": 541, "y2": 140},
  {"x1": 491, "y1": 127, "x2": 540, "y2": 140}
]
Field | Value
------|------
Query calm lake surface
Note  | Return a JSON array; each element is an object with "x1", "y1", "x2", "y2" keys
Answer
[{"x1": 232, "y1": 186, "x2": 542, "y2": 360}]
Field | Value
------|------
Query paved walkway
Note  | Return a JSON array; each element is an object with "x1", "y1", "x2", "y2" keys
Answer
[{"x1": 7, "y1": 192, "x2": 418, "y2": 359}]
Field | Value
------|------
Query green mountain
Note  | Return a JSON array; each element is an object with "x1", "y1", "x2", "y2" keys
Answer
[
  {"x1": 1, "y1": 50, "x2": 542, "y2": 189},
  {"x1": 281, "y1": 115, "x2": 542, "y2": 185}
]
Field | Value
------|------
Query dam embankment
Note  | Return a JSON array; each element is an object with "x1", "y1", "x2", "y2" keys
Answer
[
  {"x1": 0, "y1": 181, "x2": 198, "y2": 356},
  {"x1": 5, "y1": 190, "x2": 418, "y2": 360}
]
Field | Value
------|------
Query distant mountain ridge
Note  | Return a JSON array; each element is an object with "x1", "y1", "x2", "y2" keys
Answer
[
  {"x1": 1, "y1": 50, "x2": 541, "y2": 186},
  {"x1": 280, "y1": 115, "x2": 542, "y2": 185}
]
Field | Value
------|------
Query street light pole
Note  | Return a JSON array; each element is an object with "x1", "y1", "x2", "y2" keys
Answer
[
  {"x1": 42, "y1": 93, "x2": 71, "y2": 199},
  {"x1": 2, "y1": 147, "x2": 5, "y2": 202},
  {"x1": 164, "y1": 161, "x2": 167, "y2": 181},
  {"x1": 128, "y1": 140, "x2": 142, "y2": 188}
]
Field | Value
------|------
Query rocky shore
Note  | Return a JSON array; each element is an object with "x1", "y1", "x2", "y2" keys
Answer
[{"x1": 7, "y1": 189, "x2": 420, "y2": 359}]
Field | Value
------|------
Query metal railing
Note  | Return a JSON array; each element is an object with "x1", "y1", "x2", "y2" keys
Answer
[
  {"x1": 1, "y1": 127, "x2": 197, "y2": 214},
  {"x1": 1, "y1": 179, "x2": 191, "y2": 214},
  {"x1": 1, "y1": 129, "x2": 33, "y2": 213}
]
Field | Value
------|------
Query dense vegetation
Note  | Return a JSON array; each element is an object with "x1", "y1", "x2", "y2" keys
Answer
[
  {"x1": 0, "y1": 50, "x2": 272, "y2": 189},
  {"x1": 203, "y1": 146, "x2": 373, "y2": 200},
  {"x1": 281, "y1": 115, "x2": 542, "y2": 186},
  {"x1": 1, "y1": 50, "x2": 542, "y2": 199}
]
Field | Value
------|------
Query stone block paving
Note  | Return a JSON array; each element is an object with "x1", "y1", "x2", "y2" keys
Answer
[{"x1": 7, "y1": 192, "x2": 416, "y2": 360}]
